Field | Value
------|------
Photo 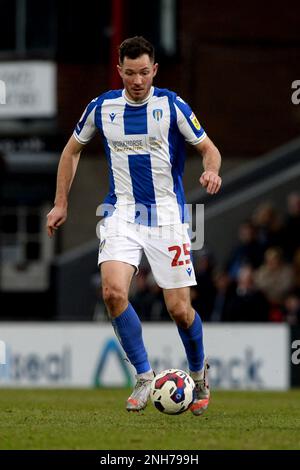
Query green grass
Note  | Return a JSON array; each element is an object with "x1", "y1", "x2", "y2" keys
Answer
[{"x1": 0, "y1": 389, "x2": 300, "y2": 450}]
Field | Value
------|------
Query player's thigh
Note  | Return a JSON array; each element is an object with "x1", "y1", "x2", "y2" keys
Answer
[
  {"x1": 98, "y1": 216, "x2": 143, "y2": 274},
  {"x1": 100, "y1": 260, "x2": 135, "y2": 296}
]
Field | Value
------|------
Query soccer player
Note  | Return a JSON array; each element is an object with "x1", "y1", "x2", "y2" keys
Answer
[{"x1": 47, "y1": 36, "x2": 222, "y2": 415}]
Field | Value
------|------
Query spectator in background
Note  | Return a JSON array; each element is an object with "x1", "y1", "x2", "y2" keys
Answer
[
  {"x1": 283, "y1": 192, "x2": 300, "y2": 261},
  {"x1": 254, "y1": 247, "x2": 294, "y2": 320},
  {"x1": 192, "y1": 250, "x2": 216, "y2": 321},
  {"x1": 210, "y1": 270, "x2": 234, "y2": 322},
  {"x1": 222, "y1": 265, "x2": 269, "y2": 322},
  {"x1": 0, "y1": 150, "x2": 7, "y2": 203},
  {"x1": 226, "y1": 220, "x2": 264, "y2": 280},
  {"x1": 251, "y1": 202, "x2": 284, "y2": 253},
  {"x1": 293, "y1": 248, "x2": 300, "y2": 291},
  {"x1": 283, "y1": 290, "x2": 300, "y2": 325}
]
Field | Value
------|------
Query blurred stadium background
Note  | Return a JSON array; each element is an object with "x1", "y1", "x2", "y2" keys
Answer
[{"x1": 0, "y1": 0, "x2": 300, "y2": 442}]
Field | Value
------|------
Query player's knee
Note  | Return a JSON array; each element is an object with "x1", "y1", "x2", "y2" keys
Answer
[
  {"x1": 167, "y1": 302, "x2": 191, "y2": 329},
  {"x1": 102, "y1": 285, "x2": 128, "y2": 315}
]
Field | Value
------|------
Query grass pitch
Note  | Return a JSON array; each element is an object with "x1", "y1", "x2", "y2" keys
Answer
[{"x1": 0, "y1": 389, "x2": 300, "y2": 450}]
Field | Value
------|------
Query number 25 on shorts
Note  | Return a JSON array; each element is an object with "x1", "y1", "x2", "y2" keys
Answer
[{"x1": 168, "y1": 243, "x2": 191, "y2": 267}]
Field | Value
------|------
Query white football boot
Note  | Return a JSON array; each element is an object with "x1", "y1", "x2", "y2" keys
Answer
[
  {"x1": 126, "y1": 371, "x2": 155, "y2": 412},
  {"x1": 189, "y1": 360, "x2": 210, "y2": 416}
]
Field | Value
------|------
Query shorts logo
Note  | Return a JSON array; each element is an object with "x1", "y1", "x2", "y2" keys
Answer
[
  {"x1": 186, "y1": 267, "x2": 192, "y2": 277},
  {"x1": 99, "y1": 239, "x2": 106, "y2": 253},
  {"x1": 190, "y1": 113, "x2": 201, "y2": 131},
  {"x1": 153, "y1": 109, "x2": 163, "y2": 121}
]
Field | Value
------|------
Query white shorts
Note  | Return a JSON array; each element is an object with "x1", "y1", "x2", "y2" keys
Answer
[{"x1": 98, "y1": 215, "x2": 197, "y2": 289}]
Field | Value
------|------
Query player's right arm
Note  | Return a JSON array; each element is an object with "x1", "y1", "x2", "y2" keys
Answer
[
  {"x1": 46, "y1": 136, "x2": 85, "y2": 237},
  {"x1": 47, "y1": 97, "x2": 98, "y2": 237}
]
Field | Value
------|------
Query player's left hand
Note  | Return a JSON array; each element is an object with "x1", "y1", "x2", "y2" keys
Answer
[{"x1": 199, "y1": 171, "x2": 222, "y2": 194}]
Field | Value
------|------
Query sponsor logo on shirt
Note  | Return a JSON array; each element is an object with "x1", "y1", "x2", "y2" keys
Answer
[
  {"x1": 109, "y1": 112, "x2": 117, "y2": 122},
  {"x1": 149, "y1": 136, "x2": 162, "y2": 150},
  {"x1": 111, "y1": 139, "x2": 143, "y2": 152},
  {"x1": 189, "y1": 112, "x2": 201, "y2": 131}
]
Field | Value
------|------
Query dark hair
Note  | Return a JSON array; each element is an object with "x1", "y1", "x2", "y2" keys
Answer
[{"x1": 119, "y1": 36, "x2": 155, "y2": 64}]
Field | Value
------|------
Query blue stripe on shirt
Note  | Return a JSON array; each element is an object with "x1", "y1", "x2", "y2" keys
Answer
[
  {"x1": 124, "y1": 103, "x2": 148, "y2": 135},
  {"x1": 128, "y1": 154, "x2": 157, "y2": 226},
  {"x1": 168, "y1": 96, "x2": 189, "y2": 223}
]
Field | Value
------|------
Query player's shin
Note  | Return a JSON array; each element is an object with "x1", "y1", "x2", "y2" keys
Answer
[
  {"x1": 111, "y1": 303, "x2": 154, "y2": 411},
  {"x1": 177, "y1": 311, "x2": 204, "y2": 373},
  {"x1": 177, "y1": 311, "x2": 210, "y2": 416},
  {"x1": 111, "y1": 303, "x2": 151, "y2": 374}
]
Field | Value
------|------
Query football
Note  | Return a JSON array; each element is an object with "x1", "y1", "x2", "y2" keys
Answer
[{"x1": 150, "y1": 369, "x2": 195, "y2": 415}]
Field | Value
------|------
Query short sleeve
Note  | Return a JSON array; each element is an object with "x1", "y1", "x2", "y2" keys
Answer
[
  {"x1": 174, "y1": 96, "x2": 206, "y2": 145},
  {"x1": 73, "y1": 99, "x2": 98, "y2": 144}
]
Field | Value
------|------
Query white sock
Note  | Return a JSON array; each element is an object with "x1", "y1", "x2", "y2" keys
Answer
[
  {"x1": 137, "y1": 370, "x2": 154, "y2": 380},
  {"x1": 190, "y1": 367, "x2": 204, "y2": 381}
]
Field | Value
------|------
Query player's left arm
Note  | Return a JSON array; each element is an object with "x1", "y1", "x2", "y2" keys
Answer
[{"x1": 194, "y1": 136, "x2": 222, "y2": 194}]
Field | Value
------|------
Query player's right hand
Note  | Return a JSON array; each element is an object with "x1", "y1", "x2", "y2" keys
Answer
[{"x1": 46, "y1": 206, "x2": 67, "y2": 237}]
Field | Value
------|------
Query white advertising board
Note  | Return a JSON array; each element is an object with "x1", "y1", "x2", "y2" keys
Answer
[
  {"x1": 0, "y1": 323, "x2": 289, "y2": 390},
  {"x1": 0, "y1": 62, "x2": 56, "y2": 118}
]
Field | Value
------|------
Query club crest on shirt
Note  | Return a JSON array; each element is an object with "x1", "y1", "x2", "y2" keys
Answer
[
  {"x1": 153, "y1": 109, "x2": 163, "y2": 121},
  {"x1": 189, "y1": 112, "x2": 201, "y2": 130}
]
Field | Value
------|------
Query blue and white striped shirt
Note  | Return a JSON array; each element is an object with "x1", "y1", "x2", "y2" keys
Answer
[{"x1": 73, "y1": 86, "x2": 206, "y2": 226}]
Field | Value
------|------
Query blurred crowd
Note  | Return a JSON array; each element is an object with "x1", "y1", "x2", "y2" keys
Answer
[{"x1": 127, "y1": 192, "x2": 300, "y2": 324}]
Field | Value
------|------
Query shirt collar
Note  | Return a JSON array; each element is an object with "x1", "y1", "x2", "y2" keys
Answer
[{"x1": 122, "y1": 86, "x2": 154, "y2": 106}]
